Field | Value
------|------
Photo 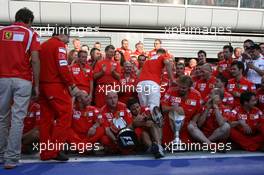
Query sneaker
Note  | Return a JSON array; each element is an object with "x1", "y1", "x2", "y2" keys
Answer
[
  {"x1": 4, "y1": 163, "x2": 17, "y2": 169},
  {"x1": 52, "y1": 151, "x2": 69, "y2": 161},
  {"x1": 155, "y1": 144, "x2": 165, "y2": 159},
  {"x1": 150, "y1": 143, "x2": 159, "y2": 155}
]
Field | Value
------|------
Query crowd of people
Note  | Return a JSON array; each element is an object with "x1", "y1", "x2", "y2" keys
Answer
[{"x1": 0, "y1": 7, "x2": 264, "y2": 169}]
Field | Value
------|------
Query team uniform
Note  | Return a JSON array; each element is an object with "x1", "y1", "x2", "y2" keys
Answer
[
  {"x1": 137, "y1": 54, "x2": 170, "y2": 111},
  {"x1": 195, "y1": 76, "x2": 217, "y2": 100},
  {"x1": 229, "y1": 106, "x2": 264, "y2": 151},
  {"x1": 116, "y1": 47, "x2": 132, "y2": 61},
  {"x1": 100, "y1": 102, "x2": 133, "y2": 152},
  {"x1": 256, "y1": 88, "x2": 264, "y2": 111},
  {"x1": 161, "y1": 87, "x2": 202, "y2": 144},
  {"x1": 200, "y1": 104, "x2": 231, "y2": 139},
  {"x1": 0, "y1": 22, "x2": 40, "y2": 164},
  {"x1": 227, "y1": 77, "x2": 256, "y2": 106},
  {"x1": 71, "y1": 63, "x2": 93, "y2": 93},
  {"x1": 39, "y1": 37, "x2": 74, "y2": 160},
  {"x1": 23, "y1": 101, "x2": 40, "y2": 135},
  {"x1": 204, "y1": 91, "x2": 235, "y2": 109},
  {"x1": 93, "y1": 59, "x2": 121, "y2": 108},
  {"x1": 215, "y1": 59, "x2": 233, "y2": 79},
  {"x1": 71, "y1": 106, "x2": 104, "y2": 144},
  {"x1": 119, "y1": 73, "x2": 137, "y2": 105}
]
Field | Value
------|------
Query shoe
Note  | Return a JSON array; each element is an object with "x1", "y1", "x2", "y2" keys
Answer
[
  {"x1": 150, "y1": 143, "x2": 159, "y2": 155},
  {"x1": 52, "y1": 151, "x2": 69, "y2": 161},
  {"x1": 154, "y1": 144, "x2": 165, "y2": 159},
  {"x1": 4, "y1": 163, "x2": 17, "y2": 169}
]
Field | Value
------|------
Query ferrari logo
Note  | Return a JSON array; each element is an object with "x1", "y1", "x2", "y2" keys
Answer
[{"x1": 4, "y1": 31, "x2": 12, "y2": 40}]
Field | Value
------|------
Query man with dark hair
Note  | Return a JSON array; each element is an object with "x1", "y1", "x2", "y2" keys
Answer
[
  {"x1": 0, "y1": 7, "x2": 40, "y2": 169},
  {"x1": 127, "y1": 98, "x2": 164, "y2": 158},
  {"x1": 93, "y1": 45, "x2": 121, "y2": 108},
  {"x1": 227, "y1": 61, "x2": 255, "y2": 106},
  {"x1": 256, "y1": 76, "x2": 264, "y2": 111},
  {"x1": 197, "y1": 50, "x2": 207, "y2": 65},
  {"x1": 214, "y1": 74, "x2": 234, "y2": 108},
  {"x1": 259, "y1": 43, "x2": 264, "y2": 56},
  {"x1": 116, "y1": 39, "x2": 132, "y2": 61},
  {"x1": 94, "y1": 41, "x2": 101, "y2": 49},
  {"x1": 216, "y1": 45, "x2": 234, "y2": 79},
  {"x1": 245, "y1": 44, "x2": 264, "y2": 88},
  {"x1": 39, "y1": 25, "x2": 87, "y2": 161},
  {"x1": 137, "y1": 48, "x2": 176, "y2": 128},
  {"x1": 89, "y1": 47, "x2": 102, "y2": 68},
  {"x1": 229, "y1": 91, "x2": 264, "y2": 151}
]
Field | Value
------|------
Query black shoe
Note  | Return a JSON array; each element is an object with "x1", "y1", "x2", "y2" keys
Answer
[{"x1": 53, "y1": 151, "x2": 69, "y2": 161}]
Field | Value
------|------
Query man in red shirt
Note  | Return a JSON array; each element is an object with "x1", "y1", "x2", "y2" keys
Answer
[
  {"x1": 116, "y1": 39, "x2": 132, "y2": 61},
  {"x1": 89, "y1": 47, "x2": 102, "y2": 68},
  {"x1": 197, "y1": 50, "x2": 207, "y2": 65},
  {"x1": 0, "y1": 8, "x2": 40, "y2": 169},
  {"x1": 127, "y1": 98, "x2": 164, "y2": 158},
  {"x1": 133, "y1": 41, "x2": 146, "y2": 57},
  {"x1": 93, "y1": 45, "x2": 121, "y2": 108},
  {"x1": 227, "y1": 61, "x2": 255, "y2": 106},
  {"x1": 148, "y1": 39, "x2": 162, "y2": 58},
  {"x1": 215, "y1": 45, "x2": 234, "y2": 79},
  {"x1": 137, "y1": 48, "x2": 176, "y2": 126},
  {"x1": 256, "y1": 76, "x2": 264, "y2": 111},
  {"x1": 161, "y1": 75, "x2": 202, "y2": 145},
  {"x1": 214, "y1": 74, "x2": 235, "y2": 109},
  {"x1": 71, "y1": 50, "x2": 93, "y2": 100},
  {"x1": 119, "y1": 61, "x2": 137, "y2": 104},
  {"x1": 185, "y1": 59, "x2": 197, "y2": 76},
  {"x1": 195, "y1": 63, "x2": 217, "y2": 100},
  {"x1": 71, "y1": 97, "x2": 104, "y2": 145},
  {"x1": 188, "y1": 88, "x2": 231, "y2": 145},
  {"x1": 229, "y1": 91, "x2": 264, "y2": 151},
  {"x1": 39, "y1": 27, "x2": 86, "y2": 161},
  {"x1": 100, "y1": 91, "x2": 133, "y2": 153}
]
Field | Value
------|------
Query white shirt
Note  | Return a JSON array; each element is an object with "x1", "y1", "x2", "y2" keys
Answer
[{"x1": 246, "y1": 56, "x2": 264, "y2": 84}]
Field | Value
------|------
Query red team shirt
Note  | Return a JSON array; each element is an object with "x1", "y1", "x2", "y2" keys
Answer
[
  {"x1": 229, "y1": 106, "x2": 264, "y2": 134},
  {"x1": 227, "y1": 77, "x2": 255, "y2": 106},
  {"x1": 23, "y1": 101, "x2": 40, "y2": 134},
  {"x1": 195, "y1": 76, "x2": 217, "y2": 100},
  {"x1": 138, "y1": 55, "x2": 169, "y2": 85},
  {"x1": 39, "y1": 37, "x2": 74, "y2": 86},
  {"x1": 93, "y1": 59, "x2": 121, "y2": 85},
  {"x1": 71, "y1": 63, "x2": 93, "y2": 93},
  {"x1": 116, "y1": 48, "x2": 132, "y2": 61},
  {"x1": 101, "y1": 102, "x2": 133, "y2": 134},
  {"x1": 161, "y1": 87, "x2": 202, "y2": 143},
  {"x1": 0, "y1": 22, "x2": 40, "y2": 81},
  {"x1": 119, "y1": 74, "x2": 137, "y2": 104},
  {"x1": 72, "y1": 106, "x2": 101, "y2": 138},
  {"x1": 200, "y1": 104, "x2": 231, "y2": 137},
  {"x1": 256, "y1": 88, "x2": 264, "y2": 111}
]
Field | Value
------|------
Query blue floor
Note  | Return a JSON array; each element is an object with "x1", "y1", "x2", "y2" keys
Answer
[{"x1": 0, "y1": 156, "x2": 263, "y2": 175}]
